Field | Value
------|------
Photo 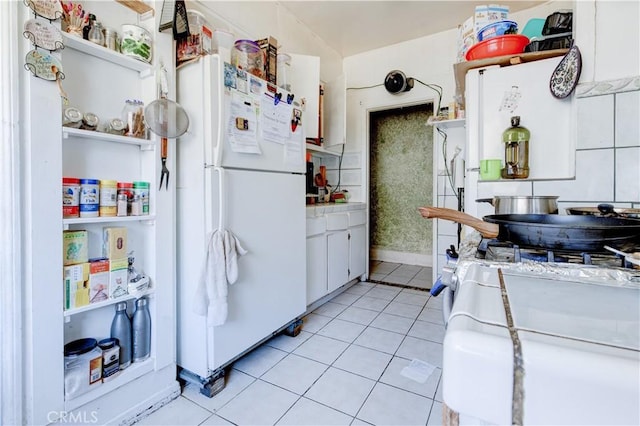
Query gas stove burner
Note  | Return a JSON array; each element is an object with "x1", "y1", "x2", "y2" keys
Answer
[{"x1": 476, "y1": 238, "x2": 637, "y2": 269}]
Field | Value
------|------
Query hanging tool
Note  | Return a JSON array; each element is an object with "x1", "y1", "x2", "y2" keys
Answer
[{"x1": 160, "y1": 136, "x2": 169, "y2": 190}]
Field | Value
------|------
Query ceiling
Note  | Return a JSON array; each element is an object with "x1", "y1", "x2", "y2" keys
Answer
[{"x1": 279, "y1": 1, "x2": 545, "y2": 57}]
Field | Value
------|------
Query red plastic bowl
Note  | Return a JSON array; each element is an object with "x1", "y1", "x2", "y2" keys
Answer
[{"x1": 465, "y1": 34, "x2": 530, "y2": 61}]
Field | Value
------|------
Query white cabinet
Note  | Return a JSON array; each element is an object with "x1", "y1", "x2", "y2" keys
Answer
[
  {"x1": 348, "y1": 210, "x2": 367, "y2": 281},
  {"x1": 306, "y1": 216, "x2": 328, "y2": 305},
  {"x1": 289, "y1": 54, "x2": 346, "y2": 149},
  {"x1": 21, "y1": 1, "x2": 178, "y2": 423},
  {"x1": 306, "y1": 206, "x2": 367, "y2": 306},
  {"x1": 327, "y1": 230, "x2": 350, "y2": 292}
]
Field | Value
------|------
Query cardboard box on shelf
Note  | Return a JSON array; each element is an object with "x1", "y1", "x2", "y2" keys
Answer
[
  {"x1": 103, "y1": 227, "x2": 127, "y2": 260},
  {"x1": 89, "y1": 258, "x2": 109, "y2": 304},
  {"x1": 63, "y1": 262, "x2": 90, "y2": 310},
  {"x1": 63, "y1": 230, "x2": 88, "y2": 266},
  {"x1": 109, "y1": 257, "x2": 129, "y2": 299},
  {"x1": 256, "y1": 36, "x2": 278, "y2": 84}
]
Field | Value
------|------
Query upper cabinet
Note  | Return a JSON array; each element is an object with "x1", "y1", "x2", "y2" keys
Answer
[{"x1": 288, "y1": 54, "x2": 346, "y2": 151}]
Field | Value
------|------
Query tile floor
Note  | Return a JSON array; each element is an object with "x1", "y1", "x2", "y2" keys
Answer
[
  {"x1": 368, "y1": 261, "x2": 433, "y2": 290},
  {"x1": 137, "y1": 265, "x2": 444, "y2": 426}
]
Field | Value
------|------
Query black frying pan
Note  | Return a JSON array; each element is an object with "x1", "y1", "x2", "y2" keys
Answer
[{"x1": 419, "y1": 207, "x2": 640, "y2": 252}]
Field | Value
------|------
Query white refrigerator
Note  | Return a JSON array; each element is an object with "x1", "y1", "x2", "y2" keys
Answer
[
  {"x1": 463, "y1": 56, "x2": 576, "y2": 217},
  {"x1": 175, "y1": 55, "x2": 306, "y2": 392}
]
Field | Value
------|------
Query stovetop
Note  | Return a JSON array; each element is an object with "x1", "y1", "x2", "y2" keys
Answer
[{"x1": 455, "y1": 231, "x2": 640, "y2": 288}]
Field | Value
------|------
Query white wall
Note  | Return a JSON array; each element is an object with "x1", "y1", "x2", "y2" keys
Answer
[
  {"x1": 342, "y1": 1, "x2": 573, "y2": 202},
  {"x1": 189, "y1": 1, "x2": 343, "y2": 81}
]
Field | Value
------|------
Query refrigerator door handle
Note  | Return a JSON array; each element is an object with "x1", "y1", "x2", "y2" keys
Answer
[{"x1": 204, "y1": 164, "x2": 225, "y2": 232}]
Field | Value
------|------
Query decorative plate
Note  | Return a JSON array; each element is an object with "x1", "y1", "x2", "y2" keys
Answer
[
  {"x1": 23, "y1": 0, "x2": 63, "y2": 20},
  {"x1": 550, "y1": 45, "x2": 582, "y2": 99},
  {"x1": 24, "y1": 49, "x2": 64, "y2": 81},
  {"x1": 23, "y1": 19, "x2": 64, "y2": 51}
]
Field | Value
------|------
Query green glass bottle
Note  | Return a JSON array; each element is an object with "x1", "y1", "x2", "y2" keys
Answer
[{"x1": 501, "y1": 116, "x2": 530, "y2": 179}]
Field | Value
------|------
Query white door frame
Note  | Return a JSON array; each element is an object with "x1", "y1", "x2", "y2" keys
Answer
[{"x1": 1, "y1": 1, "x2": 23, "y2": 424}]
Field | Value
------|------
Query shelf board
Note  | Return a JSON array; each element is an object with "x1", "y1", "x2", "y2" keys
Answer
[
  {"x1": 428, "y1": 118, "x2": 466, "y2": 129},
  {"x1": 64, "y1": 357, "x2": 154, "y2": 411},
  {"x1": 306, "y1": 143, "x2": 342, "y2": 156},
  {"x1": 63, "y1": 215, "x2": 156, "y2": 227},
  {"x1": 62, "y1": 33, "x2": 153, "y2": 75},
  {"x1": 64, "y1": 288, "x2": 154, "y2": 318},
  {"x1": 63, "y1": 127, "x2": 155, "y2": 149},
  {"x1": 115, "y1": 0, "x2": 155, "y2": 18}
]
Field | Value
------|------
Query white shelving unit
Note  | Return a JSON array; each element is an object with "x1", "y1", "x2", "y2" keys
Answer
[
  {"x1": 306, "y1": 142, "x2": 342, "y2": 156},
  {"x1": 21, "y1": 1, "x2": 179, "y2": 424}
]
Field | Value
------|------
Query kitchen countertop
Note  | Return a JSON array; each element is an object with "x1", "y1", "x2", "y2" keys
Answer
[{"x1": 306, "y1": 202, "x2": 366, "y2": 217}]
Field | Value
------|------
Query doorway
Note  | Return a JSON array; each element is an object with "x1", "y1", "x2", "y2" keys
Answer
[{"x1": 369, "y1": 102, "x2": 434, "y2": 267}]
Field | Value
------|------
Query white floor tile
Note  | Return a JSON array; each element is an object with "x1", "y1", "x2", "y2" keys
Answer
[
  {"x1": 353, "y1": 327, "x2": 404, "y2": 354},
  {"x1": 302, "y1": 313, "x2": 332, "y2": 333},
  {"x1": 333, "y1": 344, "x2": 393, "y2": 381},
  {"x1": 305, "y1": 367, "x2": 376, "y2": 417},
  {"x1": 418, "y1": 307, "x2": 445, "y2": 325},
  {"x1": 393, "y1": 291, "x2": 429, "y2": 306},
  {"x1": 428, "y1": 401, "x2": 443, "y2": 426},
  {"x1": 135, "y1": 396, "x2": 211, "y2": 425},
  {"x1": 425, "y1": 297, "x2": 443, "y2": 311},
  {"x1": 318, "y1": 318, "x2": 367, "y2": 343},
  {"x1": 314, "y1": 301, "x2": 348, "y2": 318},
  {"x1": 369, "y1": 313, "x2": 414, "y2": 335},
  {"x1": 396, "y1": 336, "x2": 443, "y2": 368},
  {"x1": 435, "y1": 375, "x2": 443, "y2": 402},
  {"x1": 276, "y1": 397, "x2": 354, "y2": 425},
  {"x1": 382, "y1": 301, "x2": 423, "y2": 319},
  {"x1": 182, "y1": 369, "x2": 255, "y2": 413},
  {"x1": 261, "y1": 353, "x2": 328, "y2": 395},
  {"x1": 382, "y1": 274, "x2": 412, "y2": 285},
  {"x1": 331, "y1": 291, "x2": 362, "y2": 306},
  {"x1": 352, "y1": 295, "x2": 391, "y2": 312},
  {"x1": 366, "y1": 286, "x2": 401, "y2": 301},
  {"x1": 379, "y1": 356, "x2": 441, "y2": 399},
  {"x1": 215, "y1": 380, "x2": 298, "y2": 425},
  {"x1": 408, "y1": 276, "x2": 432, "y2": 289},
  {"x1": 408, "y1": 320, "x2": 446, "y2": 344},
  {"x1": 345, "y1": 282, "x2": 375, "y2": 296},
  {"x1": 336, "y1": 306, "x2": 380, "y2": 326},
  {"x1": 200, "y1": 414, "x2": 234, "y2": 425},
  {"x1": 231, "y1": 344, "x2": 287, "y2": 378},
  {"x1": 357, "y1": 382, "x2": 432, "y2": 426},
  {"x1": 293, "y1": 334, "x2": 349, "y2": 365},
  {"x1": 265, "y1": 330, "x2": 313, "y2": 352}
]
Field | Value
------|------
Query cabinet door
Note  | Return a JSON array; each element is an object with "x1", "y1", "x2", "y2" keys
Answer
[
  {"x1": 306, "y1": 234, "x2": 328, "y2": 305},
  {"x1": 327, "y1": 230, "x2": 349, "y2": 292},
  {"x1": 288, "y1": 54, "x2": 320, "y2": 142},
  {"x1": 349, "y1": 225, "x2": 366, "y2": 280},
  {"x1": 323, "y1": 74, "x2": 346, "y2": 148}
]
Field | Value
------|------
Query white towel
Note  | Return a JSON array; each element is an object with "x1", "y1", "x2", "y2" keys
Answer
[{"x1": 193, "y1": 229, "x2": 247, "y2": 326}]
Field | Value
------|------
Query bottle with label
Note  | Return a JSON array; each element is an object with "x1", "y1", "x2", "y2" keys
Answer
[
  {"x1": 132, "y1": 297, "x2": 151, "y2": 362},
  {"x1": 110, "y1": 302, "x2": 132, "y2": 369}
]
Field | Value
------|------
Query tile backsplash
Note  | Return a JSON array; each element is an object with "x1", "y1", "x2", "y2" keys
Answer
[{"x1": 478, "y1": 84, "x2": 640, "y2": 215}]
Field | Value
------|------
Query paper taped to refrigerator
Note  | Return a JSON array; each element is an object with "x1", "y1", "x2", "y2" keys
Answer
[
  {"x1": 227, "y1": 92, "x2": 260, "y2": 154},
  {"x1": 260, "y1": 94, "x2": 291, "y2": 145}
]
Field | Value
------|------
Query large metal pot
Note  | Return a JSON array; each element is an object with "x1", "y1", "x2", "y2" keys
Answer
[
  {"x1": 476, "y1": 196, "x2": 559, "y2": 214},
  {"x1": 419, "y1": 206, "x2": 640, "y2": 252}
]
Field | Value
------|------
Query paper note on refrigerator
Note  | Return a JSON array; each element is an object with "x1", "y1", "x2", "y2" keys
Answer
[
  {"x1": 227, "y1": 92, "x2": 261, "y2": 154},
  {"x1": 285, "y1": 123, "x2": 304, "y2": 166},
  {"x1": 260, "y1": 94, "x2": 292, "y2": 145}
]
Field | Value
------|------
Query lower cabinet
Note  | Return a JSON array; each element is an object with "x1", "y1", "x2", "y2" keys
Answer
[
  {"x1": 306, "y1": 232, "x2": 328, "y2": 305},
  {"x1": 306, "y1": 208, "x2": 367, "y2": 306},
  {"x1": 327, "y1": 230, "x2": 349, "y2": 292}
]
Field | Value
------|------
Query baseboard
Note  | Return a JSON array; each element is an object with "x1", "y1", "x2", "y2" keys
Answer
[{"x1": 371, "y1": 249, "x2": 432, "y2": 267}]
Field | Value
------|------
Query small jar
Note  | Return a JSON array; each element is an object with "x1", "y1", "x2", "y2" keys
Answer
[
  {"x1": 122, "y1": 100, "x2": 145, "y2": 138},
  {"x1": 62, "y1": 107, "x2": 83, "y2": 128},
  {"x1": 117, "y1": 182, "x2": 134, "y2": 215},
  {"x1": 88, "y1": 21, "x2": 105, "y2": 46},
  {"x1": 231, "y1": 40, "x2": 264, "y2": 79},
  {"x1": 133, "y1": 181, "x2": 150, "y2": 215},
  {"x1": 108, "y1": 118, "x2": 126, "y2": 136},
  {"x1": 130, "y1": 194, "x2": 141, "y2": 216},
  {"x1": 62, "y1": 177, "x2": 81, "y2": 218},
  {"x1": 117, "y1": 193, "x2": 128, "y2": 217},
  {"x1": 103, "y1": 28, "x2": 118, "y2": 52},
  {"x1": 79, "y1": 178, "x2": 100, "y2": 218},
  {"x1": 81, "y1": 112, "x2": 99, "y2": 131},
  {"x1": 99, "y1": 179, "x2": 118, "y2": 217}
]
